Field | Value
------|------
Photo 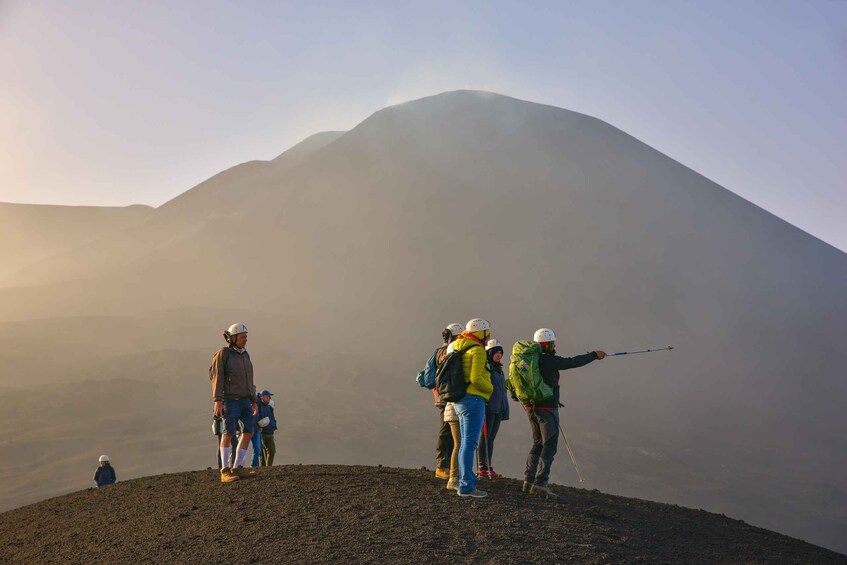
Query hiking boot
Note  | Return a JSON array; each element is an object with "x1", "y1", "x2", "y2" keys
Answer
[
  {"x1": 435, "y1": 468, "x2": 450, "y2": 480},
  {"x1": 232, "y1": 466, "x2": 258, "y2": 479},
  {"x1": 446, "y1": 478, "x2": 459, "y2": 491},
  {"x1": 522, "y1": 480, "x2": 533, "y2": 493},
  {"x1": 457, "y1": 489, "x2": 488, "y2": 498},
  {"x1": 530, "y1": 483, "x2": 559, "y2": 499},
  {"x1": 220, "y1": 468, "x2": 239, "y2": 483}
]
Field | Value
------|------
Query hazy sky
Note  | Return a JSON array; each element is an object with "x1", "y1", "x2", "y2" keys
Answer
[{"x1": 2, "y1": 1, "x2": 845, "y2": 251}]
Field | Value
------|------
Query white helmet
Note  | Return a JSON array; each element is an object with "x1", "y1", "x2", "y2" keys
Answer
[
  {"x1": 446, "y1": 323, "x2": 464, "y2": 337},
  {"x1": 226, "y1": 323, "x2": 248, "y2": 337},
  {"x1": 533, "y1": 328, "x2": 557, "y2": 343},
  {"x1": 99, "y1": 454, "x2": 110, "y2": 463},
  {"x1": 486, "y1": 339, "x2": 502, "y2": 351},
  {"x1": 466, "y1": 318, "x2": 491, "y2": 332}
]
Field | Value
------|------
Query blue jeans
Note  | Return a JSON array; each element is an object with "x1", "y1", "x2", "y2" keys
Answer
[
  {"x1": 223, "y1": 398, "x2": 256, "y2": 436},
  {"x1": 251, "y1": 430, "x2": 263, "y2": 467},
  {"x1": 454, "y1": 394, "x2": 485, "y2": 494}
]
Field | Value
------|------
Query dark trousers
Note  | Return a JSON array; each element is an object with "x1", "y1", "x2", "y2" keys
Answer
[
  {"x1": 525, "y1": 407, "x2": 559, "y2": 486},
  {"x1": 436, "y1": 405, "x2": 454, "y2": 471},
  {"x1": 261, "y1": 432, "x2": 276, "y2": 466},
  {"x1": 477, "y1": 413, "x2": 502, "y2": 470}
]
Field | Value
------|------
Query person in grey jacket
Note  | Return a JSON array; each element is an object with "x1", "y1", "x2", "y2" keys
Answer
[
  {"x1": 478, "y1": 339, "x2": 510, "y2": 478},
  {"x1": 210, "y1": 323, "x2": 258, "y2": 483}
]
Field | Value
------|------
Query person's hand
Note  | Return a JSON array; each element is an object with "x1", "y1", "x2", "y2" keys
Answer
[
  {"x1": 251, "y1": 402, "x2": 259, "y2": 416},
  {"x1": 595, "y1": 351, "x2": 607, "y2": 360},
  {"x1": 214, "y1": 400, "x2": 225, "y2": 417}
]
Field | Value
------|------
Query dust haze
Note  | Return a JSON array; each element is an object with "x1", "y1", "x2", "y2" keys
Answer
[{"x1": 0, "y1": 91, "x2": 844, "y2": 553}]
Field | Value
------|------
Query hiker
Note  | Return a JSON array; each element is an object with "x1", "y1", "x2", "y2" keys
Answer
[
  {"x1": 250, "y1": 392, "x2": 264, "y2": 467},
  {"x1": 450, "y1": 318, "x2": 494, "y2": 498},
  {"x1": 443, "y1": 399, "x2": 461, "y2": 491},
  {"x1": 478, "y1": 339, "x2": 509, "y2": 479},
  {"x1": 213, "y1": 414, "x2": 225, "y2": 469},
  {"x1": 417, "y1": 322, "x2": 464, "y2": 479},
  {"x1": 93, "y1": 455, "x2": 117, "y2": 487},
  {"x1": 210, "y1": 323, "x2": 259, "y2": 483},
  {"x1": 517, "y1": 328, "x2": 605, "y2": 498},
  {"x1": 257, "y1": 389, "x2": 277, "y2": 466}
]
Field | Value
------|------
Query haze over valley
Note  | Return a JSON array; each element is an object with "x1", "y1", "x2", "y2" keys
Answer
[{"x1": 1, "y1": 91, "x2": 844, "y2": 553}]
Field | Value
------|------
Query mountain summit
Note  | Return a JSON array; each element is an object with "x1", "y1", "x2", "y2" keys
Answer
[{"x1": 1, "y1": 465, "x2": 843, "y2": 564}]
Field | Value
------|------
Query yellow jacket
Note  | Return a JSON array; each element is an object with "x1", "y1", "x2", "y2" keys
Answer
[{"x1": 452, "y1": 335, "x2": 493, "y2": 401}]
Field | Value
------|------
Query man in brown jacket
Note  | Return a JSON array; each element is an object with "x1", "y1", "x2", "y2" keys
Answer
[{"x1": 211, "y1": 323, "x2": 258, "y2": 483}]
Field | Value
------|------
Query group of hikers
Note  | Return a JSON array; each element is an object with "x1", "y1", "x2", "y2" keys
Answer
[
  {"x1": 417, "y1": 318, "x2": 605, "y2": 498},
  {"x1": 98, "y1": 318, "x2": 604, "y2": 495},
  {"x1": 209, "y1": 323, "x2": 277, "y2": 483}
]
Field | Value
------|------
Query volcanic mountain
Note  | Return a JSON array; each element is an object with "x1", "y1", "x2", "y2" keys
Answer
[{"x1": 0, "y1": 91, "x2": 844, "y2": 553}]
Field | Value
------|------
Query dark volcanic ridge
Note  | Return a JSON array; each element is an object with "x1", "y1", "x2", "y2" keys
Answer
[{"x1": 0, "y1": 465, "x2": 842, "y2": 565}]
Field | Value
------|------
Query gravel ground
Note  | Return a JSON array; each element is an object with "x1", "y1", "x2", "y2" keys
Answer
[{"x1": 0, "y1": 465, "x2": 844, "y2": 564}]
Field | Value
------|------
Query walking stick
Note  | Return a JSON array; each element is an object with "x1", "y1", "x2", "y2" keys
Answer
[
  {"x1": 481, "y1": 419, "x2": 491, "y2": 478},
  {"x1": 558, "y1": 422, "x2": 586, "y2": 485},
  {"x1": 607, "y1": 346, "x2": 673, "y2": 357}
]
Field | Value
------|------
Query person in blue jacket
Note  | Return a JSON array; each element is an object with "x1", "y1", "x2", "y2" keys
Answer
[
  {"x1": 256, "y1": 389, "x2": 277, "y2": 466},
  {"x1": 250, "y1": 392, "x2": 264, "y2": 467},
  {"x1": 478, "y1": 339, "x2": 510, "y2": 478},
  {"x1": 93, "y1": 455, "x2": 117, "y2": 487}
]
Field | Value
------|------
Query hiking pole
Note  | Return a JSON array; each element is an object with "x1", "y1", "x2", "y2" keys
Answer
[
  {"x1": 607, "y1": 346, "x2": 673, "y2": 357},
  {"x1": 558, "y1": 422, "x2": 586, "y2": 486},
  {"x1": 481, "y1": 419, "x2": 491, "y2": 479}
]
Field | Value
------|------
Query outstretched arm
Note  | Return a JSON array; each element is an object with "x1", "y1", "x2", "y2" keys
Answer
[{"x1": 549, "y1": 351, "x2": 604, "y2": 371}]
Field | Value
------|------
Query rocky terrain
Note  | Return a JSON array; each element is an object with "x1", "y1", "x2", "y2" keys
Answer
[{"x1": 0, "y1": 465, "x2": 843, "y2": 564}]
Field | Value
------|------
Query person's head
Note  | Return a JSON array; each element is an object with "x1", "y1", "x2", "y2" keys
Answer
[
  {"x1": 486, "y1": 339, "x2": 503, "y2": 363},
  {"x1": 224, "y1": 323, "x2": 248, "y2": 348},
  {"x1": 260, "y1": 390, "x2": 273, "y2": 405},
  {"x1": 442, "y1": 322, "x2": 464, "y2": 344},
  {"x1": 533, "y1": 328, "x2": 557, "y2": 354},
  {"x1": 98, "y1": 454, "x2": 110, "y2": 467},
  {"x1": 466, "y1": 318, "x2": 491, "y2": 343}
]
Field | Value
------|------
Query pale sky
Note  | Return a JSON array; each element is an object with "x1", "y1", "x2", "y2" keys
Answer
[{"x1": 1, "y1": 0, "x2": 845, "y2": 251}]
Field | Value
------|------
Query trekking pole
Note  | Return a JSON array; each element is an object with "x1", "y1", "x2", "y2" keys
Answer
[
  {"x1": 481, "y1": 419, "x2": 491, "y2": 479},
  {"x1": 558, "y1": 422, "x2": 586, "y2": 485},
  {"x1": 607, "y1": 346, "x2": 673, "y2": 357}
]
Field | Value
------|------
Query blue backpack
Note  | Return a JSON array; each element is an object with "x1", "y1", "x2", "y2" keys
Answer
[{"x1": 416, "y1": 347, "x2": 445, "y2": 389}]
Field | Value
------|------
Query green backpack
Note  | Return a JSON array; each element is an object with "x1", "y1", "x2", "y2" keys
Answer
[{"x1": 507, "y1": 341, "x2": 553, "y2": 404}]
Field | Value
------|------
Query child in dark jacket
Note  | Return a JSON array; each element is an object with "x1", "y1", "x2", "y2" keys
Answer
[
  {"x1": 478, "y1": 340, "x2": 510, "y2": 478},
  {"x1": 93, "y1": 455, "x2": 117, "y2": 487}
]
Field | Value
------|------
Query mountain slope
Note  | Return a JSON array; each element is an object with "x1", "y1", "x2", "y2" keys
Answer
[
  {"x1": 0, "y1": 465, "x2": 843, "y2": 565},
  {"x1": 0, "y1": 90, "x2": 844, "y2": 552},
  {"x1": 0, "y1": 202, "x2": 153, "y2": 283}
]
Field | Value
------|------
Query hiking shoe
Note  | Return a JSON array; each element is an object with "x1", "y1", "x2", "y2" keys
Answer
[
  {"x1": 477, "y1": 469, "x2": 490, "y2": 479},
  {"x1": 522, "y1": 480, "x2": 533, "y2": 493},
  {"x1": 488, "y1": 469, "x2": 499, "y2": 479},
  {"x1": 220, "y1": 468, "x2": 239, "y2": 483},
  {"x1": 232, "y1": 466, "x2": 258, "y2": 479},
  {"x1": 446, "y1": 478, "x2": 459, "y2": 491},
  {"x1": 435, "y1": 468, "x2": 450, "y2": 480},
  {"x1": 530, "y1": 483, "x2": 559, "y2": 499},
  {"x1": 457, "y1": 489, "x2": 488, "y2": 498}
]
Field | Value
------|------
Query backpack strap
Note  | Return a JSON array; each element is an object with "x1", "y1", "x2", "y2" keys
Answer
[{"x1": 221, "y1": 347, "x2": 231, "y2": 396}]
